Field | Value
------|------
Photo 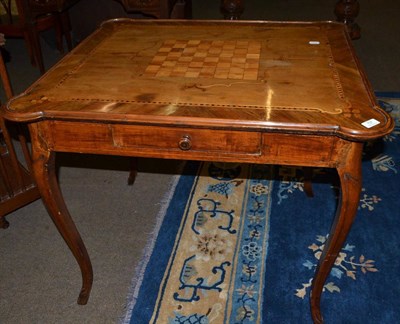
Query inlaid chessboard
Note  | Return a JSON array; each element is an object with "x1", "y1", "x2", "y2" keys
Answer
[{"x1": 144, "y1": 39, "x2": 261, "y2": 80}]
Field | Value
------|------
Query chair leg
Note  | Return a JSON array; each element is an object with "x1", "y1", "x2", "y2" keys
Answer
[
  {"x1": 22, "y1": 30, "x2": 36, "y2": 66},
  {"x1": 24, "y1": 26, "x2": 45, "y2": 74},
  {"x1": 61, "y1": 11, "x2": 73, "y2": 51},
  {"x1": 127, "y1": 158, "x2": 138, "y2": 185},
  {"x1": 54, "y1": 13, "x2": 64, "y2": 53},
  {"x1": 0, "y1": 50, "x2": 13, "y2": 100},
  {"x1": 303, "y1": 167, "x2": 314, "y2": 198}
]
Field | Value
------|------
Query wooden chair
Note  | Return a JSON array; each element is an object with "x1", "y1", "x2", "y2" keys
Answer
[
  {"x1": 0, "y1": 37, "x2": 40, "y2": 228},
  {"x1": 0, "y1": 0, "x2": 77, "y2": 74}
]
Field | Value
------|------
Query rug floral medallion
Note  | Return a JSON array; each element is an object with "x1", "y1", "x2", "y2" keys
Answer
[{"x1": 123, "y1": 94, "x2": 400, "y2": 324}]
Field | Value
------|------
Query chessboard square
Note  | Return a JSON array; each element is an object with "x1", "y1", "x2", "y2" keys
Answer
[
  {"x1": 208, "y1": 48, "x2": 223, "y2": 54},
  {"x1": 162, "y1": 60, "x2": 177, "y2": 67},
  {"x1": 214, "y1": 72, "x2": 229, "y2": 79},
  {"x1": 215, "y1": 67, "x2": 230, "y2": 73},
  {"x1": 232, "y1": 57, "x2": 246, "y2": 64},
  {"x1": 171, "y1": 47, "x2": 184, "y2": 52},
  {"x1": 198, "y1": 42, "x2": 212, "y2": 49},
  {"x1": 234, "y1": 48, "x2": 248, "y2": 55},
  {"x1": 220, "y1": 52, "x2": 234, "y2": 58},
  {"x1": 183, "y1": 47, "x2": 196, "y2": 54},
  {"x1": 170, "y1": 71, "x2": 187, "y2": 77},
  {"x1": 204, "y1": 56, "x2": 219, "y2": 63},
  {"x1": 166, "y1": 54, "x2": 180, "y2": 60},
  {"x1": 222, "y1": 44, "x2": 235, "y2": 51},
  {"x1": 230, "y1": 67, "x2": 244, "y2": 73},
  {"x1": 218, "y1": 57, "x2": 232, "y2": 63},
  {"x1": 231, "y1": 62, "x2": 246, "y2": 68},
  {"x1": 189, "y1": 61, "x2": 203, "y2": 68},
  {"x1": 175, "y1": 61, "x2": 190, "y2": 68},
  {"x1": 178, "y1": 56, "x2": 193, "y2": 62},
  {"x1": 243, "y1": 72, "x2": 258, "y2": 80},
  {"x1": 167, "y1": 52, "x2": 182, "y2": 58},
  {"x1": 173, "y1": 44, "x2": 187, "y2": 49},
  {"x1": 187, "y1": 67, "x2": 202, "y2": 73},
  {"x1": 181, "y1": 53, "x2": 195, "y2": 59},
  {"x1": 216, "y1": 62, "x2": 231, "y2": 68},
  {"x1": 156, "y1": 70, "x2": 173, "y2": 77},
  {"x1": 200, "y1": 66, "x2": 216, "y2": 74},
  {"x1": 185, "y1": 71, "x2": 200, "y2": 78},
  {"x1": 246, "y1": 53, "x2": 261, "y2": 59},
  {"x1": 228, "y1": 72, "x2": 244, "y2": 80},
  {"x1": 194, "y1": 51, "x2": 207, "y2": 57},
  {"x1": 196, "y1": 48, "x2": 209, "y2": 54},
  {"x1": 203, "y1": 61, "x2": 218, "y2": 67},
  {"x1": 199, "y1": 70, "x2": 215, "y2": 78},
  {"x1": 192, "y1": 57, "x2": 205, "y2": 62},
  {"x1": 199, "y1": 73, "x2": 213, "y2": 78},
  {"x1": 208, "y1": 52, "x2": 221, "y2": 57},
  {"x1": 173, "y1": 40, "x2": 188, "y2": 47},
  {"x1": 173, "y1": 65, "x2": 187, "y2": 72}
]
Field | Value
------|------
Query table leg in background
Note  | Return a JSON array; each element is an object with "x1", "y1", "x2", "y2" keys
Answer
[{"x1": 220, "y1": 0, "x2": 244, "y2": 19}]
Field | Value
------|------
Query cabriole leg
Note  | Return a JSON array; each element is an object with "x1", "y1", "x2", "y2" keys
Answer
[
  {"x1": 310, "y1": 142, "x2": 363, "y2": 323},
  {"x1": 30, "y1": 124, "x2": 93, "y2": 305}
]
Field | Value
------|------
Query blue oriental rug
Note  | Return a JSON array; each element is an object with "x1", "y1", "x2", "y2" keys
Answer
[{"x1": 121, "y1": 93, "x2": 400, "y2": 324}]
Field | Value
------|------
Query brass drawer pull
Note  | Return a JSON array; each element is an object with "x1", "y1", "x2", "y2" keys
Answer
[{"x1": 178, "y1": 135, "x2": 192, "y2": 151}]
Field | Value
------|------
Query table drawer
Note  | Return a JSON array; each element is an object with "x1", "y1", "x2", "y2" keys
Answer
[
  {"x1": 112, "y1": 125, "x2": 262, "y2": 155},
  {"x1": 263, "y1": 133, "x2": 334, "y2": 165}
]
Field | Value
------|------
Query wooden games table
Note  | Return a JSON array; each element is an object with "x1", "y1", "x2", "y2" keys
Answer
[{"x1": 2, "y1": 19, "x2": 393, "y2": 323}]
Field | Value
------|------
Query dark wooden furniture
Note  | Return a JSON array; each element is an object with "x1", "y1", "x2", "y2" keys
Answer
[
  {"x1": 0, "y1": 41, "x2": 40, "y2": 228},
  {"x1": 221, "y1": 0, "x2": 361, "y2": 39},
  {"x1": 2, "y1": 19, "x2": 393, "y2": 323},
  {"x1": 113, "y1": 0, "x2": 191, "y2": 18},
  {"x1": 0, "y1": 0, "x2": 78, "y2": 74}
]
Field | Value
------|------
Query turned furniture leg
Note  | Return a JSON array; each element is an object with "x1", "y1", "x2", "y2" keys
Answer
[
  {"x1": 220, "y1": 0, "x2": 244, "y2": 20},
  {"x1": 303, "y1": 167, "x2": 314, "y2": 198},
  {"x1": 0, "y1": 217, "x2": 10, "y2": 228},
  {"x1": 310, "y1": 142, "x2": 363, "y2": 323},
  {"x1": 127, "y1": 157, "x2": 138, "y2": 185},
  {"x1": 334, "y1": 0, "x2": 361, "y2": 40},
  {"x1": 30, "y1": 124, "x2": 93, "y2": 304}
]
